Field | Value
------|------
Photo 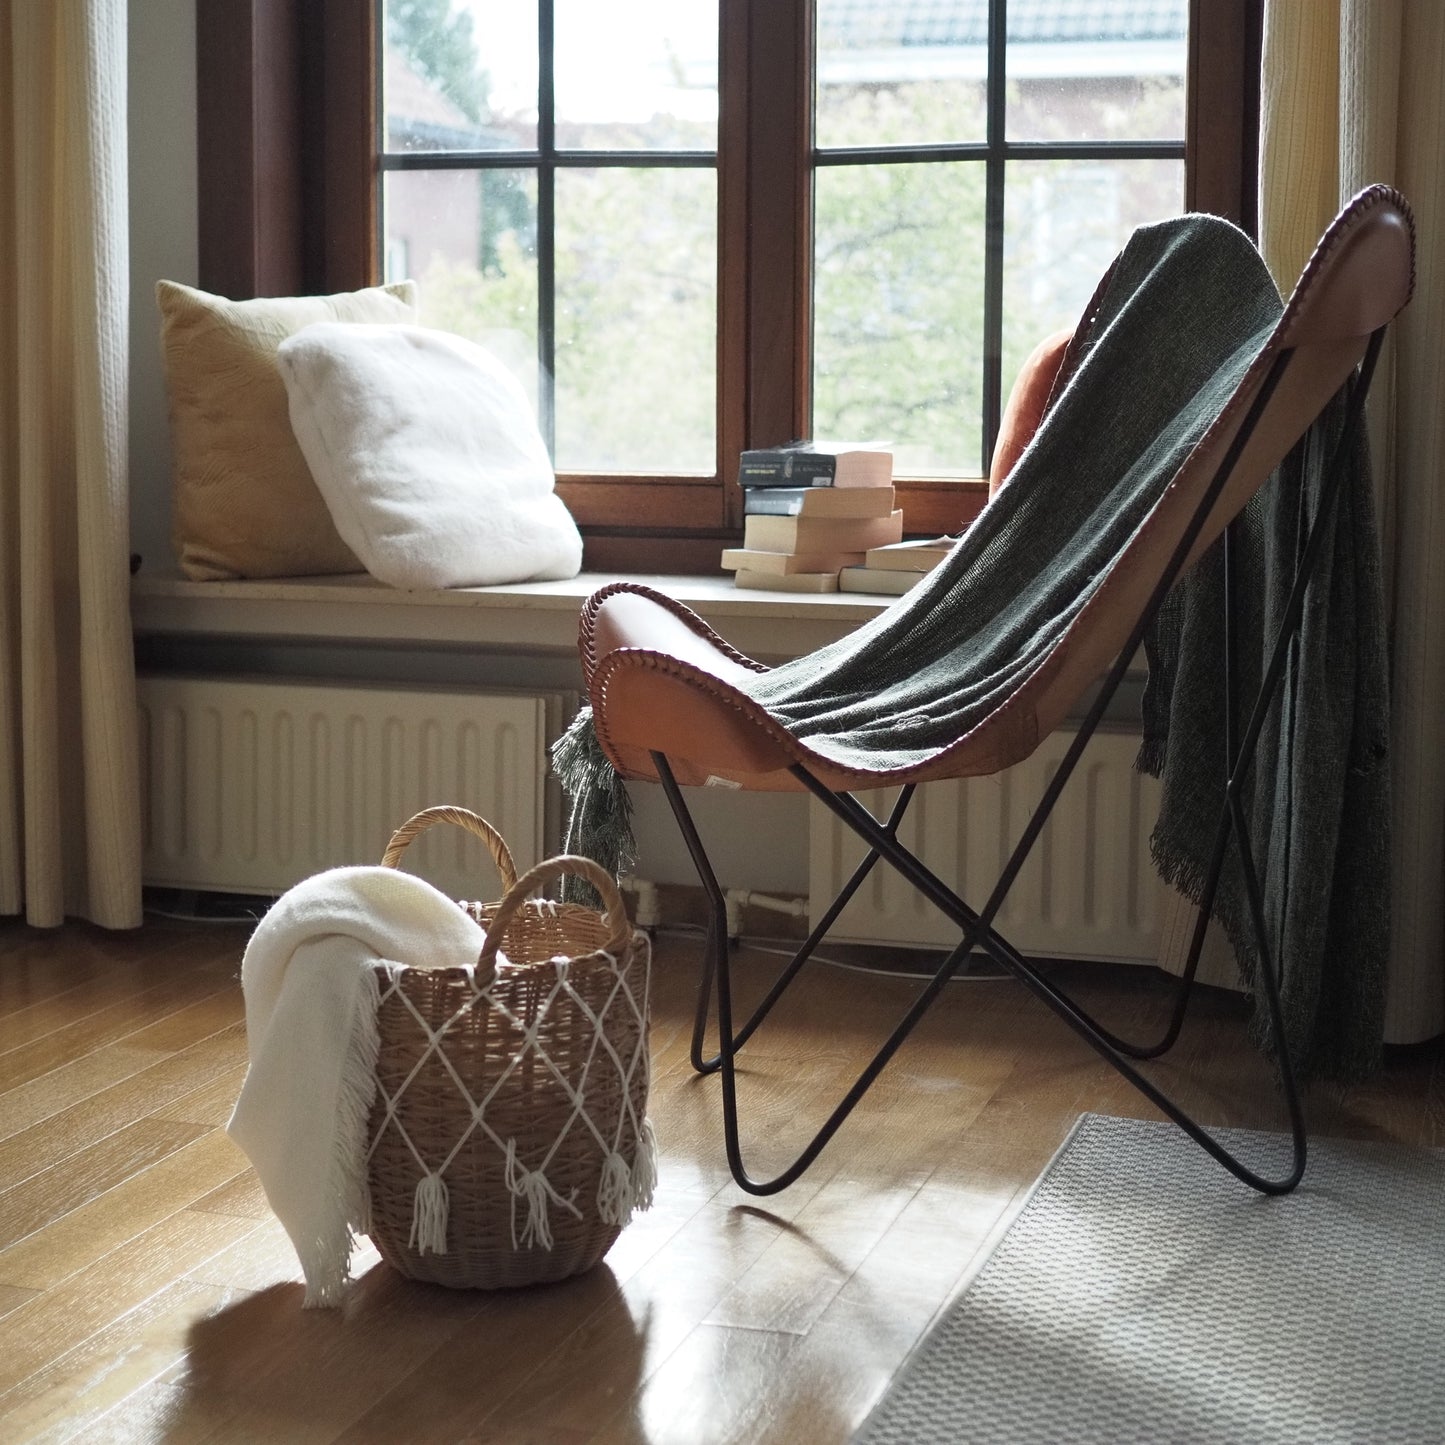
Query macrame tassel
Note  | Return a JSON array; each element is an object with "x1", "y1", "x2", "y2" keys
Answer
[
  {"x1": 596, "y1": 1119, "x2": 658, "y2": 1226},
  {"x1": 596, "y1": 1150, "x2": 633, "y2": 1226},
  {"x1": 630, "y1": 1117, "x2": 658, "y2": 1215},
  {"x1": 551, "y1": 707, "x2": 636, "y2": 905},
  {"x1": 409, "y1": 1170, "x2": 449, "y2": 1256},
  {"x1": 504, "y1": 1139, "x2": 557, "y2": 1250}
]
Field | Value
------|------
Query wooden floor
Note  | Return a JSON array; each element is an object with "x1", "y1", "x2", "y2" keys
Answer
[{"x1": 0, "y1": 916, "x2": 1439, "y2": 1445}]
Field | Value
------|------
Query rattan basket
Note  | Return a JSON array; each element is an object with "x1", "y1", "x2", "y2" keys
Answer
[{"x1": 365, "y1": 806, "x2": 654, "y2": 1290}]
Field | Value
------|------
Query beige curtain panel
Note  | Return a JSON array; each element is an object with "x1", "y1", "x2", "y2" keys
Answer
[
  {"x1": 1259, "y1": 0, "x2": 1445, "y2": 1044},
  {"x1": 0, "y1": 0, "x2": 142, "y2": 928}
]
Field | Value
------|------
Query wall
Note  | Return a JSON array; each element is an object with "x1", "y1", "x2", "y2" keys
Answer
[
  {"x1": 128, "y1": 0, "x2": 197, "y2": 573},
  {"x1": 121, "y1": 4, "x2": 812, "y2": 896}
]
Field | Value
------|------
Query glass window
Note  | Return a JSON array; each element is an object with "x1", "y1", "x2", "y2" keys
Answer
[
  {"x1": 380, "y1": 0, "x2": 719, "y2": 475},
  {"x1": 200, "y1": 0, "x2": 1258, "y2": 557},
  {"x1": 383, "y1": 1, "x2": 538, "y2": 151},
  {"x1": 813, "y1": 0, "x2": 1187, "y2": 476}
]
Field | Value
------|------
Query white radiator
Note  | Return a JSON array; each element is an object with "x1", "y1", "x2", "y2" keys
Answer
[
  {"x1": 138, "y1": 676, "x2": 571, "y2": 899},
  {"x1": 808, "y1": 728, "x2": 1165, "y2": 964}
]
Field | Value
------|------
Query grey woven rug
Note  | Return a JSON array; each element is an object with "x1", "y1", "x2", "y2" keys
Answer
[{"x1": 855, "y1": 1113, "x2": 1444, "y2": 1444}]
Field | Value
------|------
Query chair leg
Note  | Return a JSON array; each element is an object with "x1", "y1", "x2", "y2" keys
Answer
[
  {"x1": 655, "y1": 721, "x2": 1306, "y2": 1195},
  {"x1": 656, "y1": 751, "x2": 1306, "y2": 1193},
  {"x1": 795, "y1": 764, "x2": 1308, "y2": 1196},
  {"x1": 654, "y1": 756, "x2": 999, "y2": 1195},
  {"x1": 654, "y1": 757, "x2": 917, "y2": 1076}
]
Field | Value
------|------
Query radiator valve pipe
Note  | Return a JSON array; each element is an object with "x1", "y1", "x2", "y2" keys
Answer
[
  {"x1": 724, "y1": 887, "x2": 810, "y2": 938},
  {"x1": 619, "y1": 876, "x2": 662, "y2": 929}
]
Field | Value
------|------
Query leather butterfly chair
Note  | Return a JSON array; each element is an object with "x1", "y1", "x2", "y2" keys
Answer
[{"x1": 575, "y1": 186, "x2": 1415, "y2": 1197}]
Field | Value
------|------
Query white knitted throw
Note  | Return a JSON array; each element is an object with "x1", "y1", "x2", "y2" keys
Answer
[{"x1": 228, "y1": 865, "x2": 484, "y2": 1307}]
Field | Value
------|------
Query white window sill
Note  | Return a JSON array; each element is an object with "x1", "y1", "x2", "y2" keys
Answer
[{"x1": 129, "y1": 570, "x2": 901, "y2": 662}]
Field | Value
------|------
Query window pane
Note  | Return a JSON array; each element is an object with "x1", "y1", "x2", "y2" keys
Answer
[
  {"x1": 816, "y1": 0, "x2": 987, "y2": 149},
  {"x1": 814, "y1": 162, "x2": 986, "y2": 476},
  {"x1": 1006, "y1": 3, "x2": 1186, "y2": 141},
  {"x1": 382, "y1": 169, "x2": 542, "y2": 413},
  {"x1": 383, "y1": 0, "x2": 538, "y2": 153},
  {"x1": 1002, "y1": 158, "x2": 1184, "y2": 397},
  {"x1": 554, "y1": 0, "x2": 718, "y2": 151},
  {"x1": 554, "y1": 168, "x2": 716, "y2": 473}
]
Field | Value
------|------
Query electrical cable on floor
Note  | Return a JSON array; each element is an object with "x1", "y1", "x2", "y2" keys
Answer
[
  {"x1": 648, "y1": 920, "x2": 1014, "y2": 982},
  {"x1": 143, "y1": 907, "x2": 265, "y2": 925},
  {"x1": 143, "y1": 889, "x2": 274, "y2": 926}
]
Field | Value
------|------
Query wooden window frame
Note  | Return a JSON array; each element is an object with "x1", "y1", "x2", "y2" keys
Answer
[{"x1": 196, "y1": 0, "x2": 1260, "y2": 575}]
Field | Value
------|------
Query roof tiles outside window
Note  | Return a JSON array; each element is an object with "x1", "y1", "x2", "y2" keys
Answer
[{"x1": 818, "y1": 0, "x2": 1187, "y2": 50}]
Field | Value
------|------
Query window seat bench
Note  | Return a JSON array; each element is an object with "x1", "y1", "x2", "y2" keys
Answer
[{"x1": 129, "y1": 570, "x2": 898, "y2": 663}]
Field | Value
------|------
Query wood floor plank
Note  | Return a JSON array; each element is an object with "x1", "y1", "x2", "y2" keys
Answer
[
  {"x1": 190, "y1": 1170, "x2": 270, "y2": 1221},
  {"x1": 335, "y1": 1263, "x2": 648, "y2": 1445},
  {"x1": 0, "y1": 1283, "x2": 39, "y2": 1318},
  {"x1": 0, "y1": 1027, "x2": 243, "y2": 1193},
  {"x1": 0, "y1": 966, "x2": 239, "y2": 1093},
  {"x1": 0, "y1": 1129, "x2": 251, "y2": 1290},
  {"x1": 339, "y1": 1198, "x2": 787, "y2": 1443},
  {"x1": 185, "y1": 1219, "x2": 381, "y2": 1298},
  {"x1": 0, "y1": 1279, "x2": 240, "y2": 1445},
  {"x1": 120, "y1": 986, "x2": 245, "y2": 1055},
  {"x1": 151, "y1": 1254, "x2": 489, "y2": 1444},
  {"x1": 33, "y1": 1379, "x2": 212, "y2": 1445},
  {"x1": 0, "y1": 928, "x2": 225, "y2": 1040},
  {"x1": 0, "y1": 1118, "x2": 209, "y2": 1249},
  {"x1": 0, "y1": 1044, "x2": 171, "y2": 1141},
  {"x1": 0, "y1": 925, "x2": 204, "y2": 1015},
  {"x1": 593, "y1": 1322, "x2": 800, "y2": 1445},
  {"x1": 151, "y1": 1060, "x2": 248, "y2": 1127},
  {"x1": 497, "y1": 1209, "x2": 800, "y2": 1441},
  {"x1": 0, "y1": 922, "x2": 1437, "y2": 1444},
  {"x1": 0, "y1": 957, "x2": 136, "y2": 1023},
  {"x1": 591, "y1": 1181, "x2": 712, "y2": 1283},
  {"x1": 0, "y1": 1207, "x2": 261, "y2": 1397},
  {"x1": 742, "y1": 1179, "x2": 1023, "y2": 1444},
  {"x1": 703, "y1": 1174, "x2": 924, "y2": 1335}
]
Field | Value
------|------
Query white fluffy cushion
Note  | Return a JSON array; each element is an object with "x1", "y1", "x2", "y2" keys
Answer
[{"x1": 276, "y1": 323, "x2": 583, "y2": 589}]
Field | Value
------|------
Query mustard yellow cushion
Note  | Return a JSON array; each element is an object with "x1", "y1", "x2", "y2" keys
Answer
[{"x1": 157, "y1": 279, "x2": 418, "y2": 579}]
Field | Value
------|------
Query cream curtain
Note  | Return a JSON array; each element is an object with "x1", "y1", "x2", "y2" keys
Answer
[
  {"x1": 0, "y1": 0, "x2": 142, "y2": 928},
  {"x1": 1259, "y1": 0, "x2": 1445, "y2": 1043}
]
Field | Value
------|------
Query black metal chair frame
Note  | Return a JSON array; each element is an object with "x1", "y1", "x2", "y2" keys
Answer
[{"x1": 650, "y1": 328, "x2": 1386, "y2": 1199}]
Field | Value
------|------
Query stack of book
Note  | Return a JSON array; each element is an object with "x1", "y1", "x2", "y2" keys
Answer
[
  {"x1": 838, "y1": 536, "x2": 957, "y2": 595},
  {"x1": 720, "y1": 442, "x2": 901, "y2": 592}
]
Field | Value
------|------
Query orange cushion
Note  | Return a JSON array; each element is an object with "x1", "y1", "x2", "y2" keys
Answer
[{"x1": 988, "y1": 327, "x2": 1074, "y2": 498}]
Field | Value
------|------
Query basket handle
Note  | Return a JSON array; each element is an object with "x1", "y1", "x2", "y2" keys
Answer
[
  {"x1": 478, "y1": 855, "x2": 633, "y2": 967},
  {"x1": 379, "y1": 806, "x2": 518, "y2": 892}
]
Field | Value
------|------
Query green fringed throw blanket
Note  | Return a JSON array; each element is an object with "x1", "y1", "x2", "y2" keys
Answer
[{"x1": 555, "y1": 214, "x2": 1390, "y2": 1084}]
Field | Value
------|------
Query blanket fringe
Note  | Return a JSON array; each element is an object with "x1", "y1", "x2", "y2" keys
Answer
[
  {"x1": 551, "y1": 707, "x2": 636, "y2": 904},
  {"x1": 302, "y1": 963, "x2": 383, "y2": 1309}
]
